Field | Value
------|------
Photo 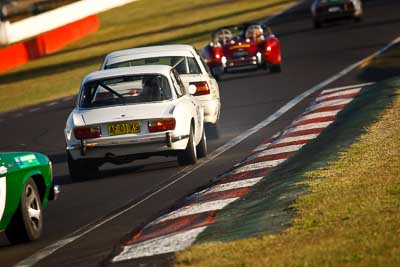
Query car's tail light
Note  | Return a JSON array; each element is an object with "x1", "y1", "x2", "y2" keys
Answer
[
  {"x1": 212, "y1": 47, "x2": 223, "y2": 63},
  {"x1": 191, "y1": 81, "x2": 211, "y2": 96},
  {"x1": 74, "y1": 126, "x2": 101, "y2": 139},
  {"x1": 148, "y1": 118, "x2": 176, "y2": 132}
]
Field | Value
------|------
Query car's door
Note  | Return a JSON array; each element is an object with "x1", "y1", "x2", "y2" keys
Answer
[
  {"x1": 0, "y1": 166, "x2": 6, "y2": 225},
  {"x1": 171, "y1": 69, "x2": 203, "y2": 144}
]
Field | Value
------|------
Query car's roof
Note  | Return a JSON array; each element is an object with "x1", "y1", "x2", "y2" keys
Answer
[
  {"x1": 104, "y1": 45, "x2": 196, "y2": 65},
  {"x1": 82, "y1": 65, "x2": 173, "y2": 84},
  {"x1": 106, "y1": 50, "x2": 194, "y2": 67},
  {"x1": 106, "y1": 45, "x2": 196, "y2": 58}
]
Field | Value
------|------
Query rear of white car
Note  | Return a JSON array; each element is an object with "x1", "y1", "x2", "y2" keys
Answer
[
  {"x1": 311, "y1": 0, "x2": 363, "y2": 28},
  {"x1": 65, "y1": 66, "x2": 206, "y2": 180},
  {"x1": 101, "y1": 45, "x2": 221, "y2": 125}
]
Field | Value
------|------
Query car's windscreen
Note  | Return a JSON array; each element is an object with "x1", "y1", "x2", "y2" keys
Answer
[
  {"x1": 79, "y1": 74, "x2": 172, "y2": 108},
  {"x1": 106, "y1": 56, "x2": 202, "y2": 75}
]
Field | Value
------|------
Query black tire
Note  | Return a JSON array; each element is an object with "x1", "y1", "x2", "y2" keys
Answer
[
  {"x1": 67, "y1": 152, "x2": 99, "y2": 181},
  {"x1": 6, "y1": 178, "x2": 43, "y2": 243},
  {"x1": 177, "y1": 125, "x2": 197, "y2": 165},
  {"x1": 262, "y1": 62, "x2": 268, "y2": 71},
  {"x1": 196, "y1": 127, "x2": 207, "y2": 158},
  {"x1": 270, "y1": 64, "x2": 282, "y2": 73}
]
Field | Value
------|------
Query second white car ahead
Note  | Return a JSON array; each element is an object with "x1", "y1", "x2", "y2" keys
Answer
[
  {"x1": 64, "y1": 65, "x2": 206, "y2": 180},
  {"x1": 100, "y1": 45, "x2": 221, "y2": 127}
]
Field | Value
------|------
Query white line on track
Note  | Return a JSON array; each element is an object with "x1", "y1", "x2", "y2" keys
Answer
[
  {"x1": 250, "y1": 144, "x2": 305, "y2": 160},
  {"x1": 271, "y1": 131, "x2": 282, "y2": 139},
  {"x1": 231, "y1": 159, "x2": 286, "y2": 175},
  {"x1": 320, "y1": 82, "x2": 374, "y2": 95},
  {"x1": 113, "y1": 226, "x2": 207, "y2": 262},
  {"x1": 29, "y1": 107, "x2": 41, "y2": 112},
  {"x1": 149, "y1": 198, "x2": 239, "y2": 226},
  {"x1": 306, "y1": 98, "x2": 353, "y2": 113},
  {"x1": 272, "y1": 134, "x2": 320, "y2": 145},
  {"x1": 292, "y1": 110, "x2": 340, "y2": 125},
  {"x1": 46, "y1": 101, "x2": 58, "y2": 107},
  {"x1": 253, "y1": 142, "x2": 272, "y2": 152},
  {"x1": 316, "y1": 88, "x2": 362, "y2": 102},
  {"x1": 201, "y1": 177, "x2": 264, "y2": 195},
  {"x1": 284, "y1": 121, "x2": 333, "y2": 134},
  {"x1": 15, "y1": 21, "x2": 400, "y2": 267}
]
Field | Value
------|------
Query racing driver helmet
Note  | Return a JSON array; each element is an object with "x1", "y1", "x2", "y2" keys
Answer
[{"x1": 245, "y1": 24, "x2": 264, "y2": 42}]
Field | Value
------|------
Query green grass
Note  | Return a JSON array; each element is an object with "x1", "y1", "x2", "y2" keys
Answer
[
  {"x1": 0, "y1": 0, "x2": 294, "y2": 112},
  {"x1": 175, "y1": 48, "x2": 400, "y2": 267}
]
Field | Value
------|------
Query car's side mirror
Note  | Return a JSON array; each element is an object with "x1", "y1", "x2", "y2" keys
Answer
[{"x1": 188, "y1": 84, "x2": 197, "y2": 95}]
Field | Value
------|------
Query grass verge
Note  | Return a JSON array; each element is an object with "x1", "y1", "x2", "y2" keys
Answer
[
  {"x1": 0, "y1": 0, "x2": 295, "y2": 113},
  {"x1": 174, "y1": 57, "x2": 400, "y2": 266}
]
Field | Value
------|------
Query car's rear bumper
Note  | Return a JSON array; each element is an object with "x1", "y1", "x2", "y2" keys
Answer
[
  {"x1": 66, "y1": 132, "x2": 189, "y2": 160},
  {"x1": 225, "y1": 56, "x2": 259, "y2": 71},
  {"x1": 314, "y1": 3, "x2": 359, "y2": 21},
  {"x1": 315, "y1": 10, "x2": 356, "y2": 21}
]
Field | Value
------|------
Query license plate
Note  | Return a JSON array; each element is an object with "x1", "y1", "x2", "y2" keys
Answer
[
  {"x1": 233, "y1": 50, "x2": 248, "y2": 58},
  {"x1": 328, "y1": 6, "x2": 341, "y2": 12},
  {"x1": 108, "y1": 121, "x2": 140, "y2": 136}
]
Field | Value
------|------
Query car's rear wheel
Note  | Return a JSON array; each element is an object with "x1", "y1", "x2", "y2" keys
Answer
[
  {"x1": 67, "y1": 152, "x2": 99, "y2": 181},
  {"x1": 270, "y1": 64, "x2": 282, "y2": 73},
  {"x1": 178, "y1": 125, "x2": 197, "y2": 165},
  {"x1": 6, "y1": 178, "x2": 43, "y2": 244},
  {"x1": 196, "y1": 127, "x2": 207, "y2": 158}
]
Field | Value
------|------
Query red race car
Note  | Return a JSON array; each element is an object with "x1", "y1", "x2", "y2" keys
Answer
[{"x1": 202, "y1": 24, "x2": 282, "y2": 79}]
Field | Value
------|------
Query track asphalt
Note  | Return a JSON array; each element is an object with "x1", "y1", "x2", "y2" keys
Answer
[{"x1": 0, "y1": 0, "x2": 400, "y2": 266}]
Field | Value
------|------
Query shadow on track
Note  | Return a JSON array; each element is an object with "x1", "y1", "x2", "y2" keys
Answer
[
  {"x1": 217, "y1": 68, "x2": 279, "y2": 83},
  {"x1": 53, "y1": 157, "x2": 188, "y2": 185}
]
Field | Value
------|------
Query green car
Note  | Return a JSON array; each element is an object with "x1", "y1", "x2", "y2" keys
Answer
[{"x1": 0, "y1": 152, "x2": 59, "y2": 244}]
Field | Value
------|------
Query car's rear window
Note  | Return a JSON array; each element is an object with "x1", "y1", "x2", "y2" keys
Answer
[
  {"x1": 79, "y1": 74, "x2": 172, "y2": 108},
  {"x1": 106, "y1": 56, "x2": 202, "y2": 75}
]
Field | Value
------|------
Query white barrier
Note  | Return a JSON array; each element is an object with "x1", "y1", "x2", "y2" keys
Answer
[{"x1": 0, "y1": 0, "x2": 138, "y2": 45}]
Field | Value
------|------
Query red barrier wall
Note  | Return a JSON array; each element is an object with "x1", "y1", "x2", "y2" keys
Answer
[
  {"x1": 0, "y1": 15, "x2": 99, "y2": 73},
  {"x1": 0, "y1": 43, "x2": 29, "y2": 72}
]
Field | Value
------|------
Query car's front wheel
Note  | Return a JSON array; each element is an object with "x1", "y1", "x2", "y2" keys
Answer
[
  {"x1": 177, "y1": 125, "x2": 197, "y2": 165},
  {"x1": 6, "y1": 178, "x2": 43, "y2": 244}
]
